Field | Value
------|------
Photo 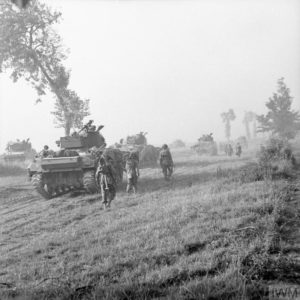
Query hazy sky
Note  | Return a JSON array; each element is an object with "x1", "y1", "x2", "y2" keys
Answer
[{"x1": 0, "y1": 0, "x2": 299, "y2": 151}]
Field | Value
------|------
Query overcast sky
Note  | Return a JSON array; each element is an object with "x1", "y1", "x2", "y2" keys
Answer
[{"x1": 0, "y1": 0, "x2": 299, "y2": 151}]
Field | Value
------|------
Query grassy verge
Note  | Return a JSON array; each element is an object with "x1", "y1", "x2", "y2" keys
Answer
[{"x1": 0, "y1": 150, "x2": 298, "y2": 300}]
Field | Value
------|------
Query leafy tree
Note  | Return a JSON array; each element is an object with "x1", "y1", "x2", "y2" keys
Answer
[
  {"x1": 52, "y1": 89, "x2": 90, "y2": 136},
  {"x1": 257, "y1": 78, "x2": 300, "y2": 140},
  {"x1": 11, "y1": 0, "x2": 30, "y2": 9},
  {"x1": 0, "y1": 0, "x2": 89, "y2": 135},
  {"x1": 221, "y1": 109, "x2": 236, "y2": 140}
]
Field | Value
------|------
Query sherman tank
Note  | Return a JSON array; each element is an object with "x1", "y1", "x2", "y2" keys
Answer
[
  {"x1": 28, "y1": 121, "x2": 123, "y2": 199},
  {"x1": 113, "y1": 132, "x2": 160, "y2": 167},
  {"x1": 4, "y1": 138, "x2": 36, "y2": 163},
  {"x1": 191, "y1": 133, "x2": 218, "y2": 156}
]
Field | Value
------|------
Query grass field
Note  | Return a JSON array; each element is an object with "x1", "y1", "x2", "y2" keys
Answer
[{"x1": 0, "y1": 147, "x2": 299, "y2": 299}]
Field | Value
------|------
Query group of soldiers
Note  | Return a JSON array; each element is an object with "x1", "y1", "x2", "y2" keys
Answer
[
  {"x1": 40, "y1": 139, "x2": 242, "y2": 199},
  {"x1": 224, "y1": 143, "x2": 242, "y2": 157},
  {"x1": 39, "y1": 143, "x2": 174, "y2": 197},
  {"x1": 37, "y1": 136, "x2": 245, "y2": 210},
  {"x1": 124, "y1": 144, "x2": 174, "y2": 193}
]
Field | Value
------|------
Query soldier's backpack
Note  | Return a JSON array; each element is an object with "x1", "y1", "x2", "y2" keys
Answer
[{"x1": 160, "y1": 149, "x2": 172, "y2": 165}]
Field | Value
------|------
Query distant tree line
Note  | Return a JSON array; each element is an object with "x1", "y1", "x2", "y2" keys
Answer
[{"x1": 221, "y1": 78, "x2": 299, "y2": 141}]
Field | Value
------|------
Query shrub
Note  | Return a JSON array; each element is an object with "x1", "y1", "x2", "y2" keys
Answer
[
  {"x1": 256, "y1": 138, "x2": 296, "y2": 179},
  {"x1": 257, "y1": 138, "x2": 296, "y2": 166}
]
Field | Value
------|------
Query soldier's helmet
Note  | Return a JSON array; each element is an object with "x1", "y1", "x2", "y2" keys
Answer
[
  {"x1": 129, "y1": 151, "x2": 138, "y2": 160},
  {"x1": 162, "y1": 144, "x2": 168, "y2": 149},
  {"x1": 44, "y1": 145, "x2": 49, "y2": 150}
]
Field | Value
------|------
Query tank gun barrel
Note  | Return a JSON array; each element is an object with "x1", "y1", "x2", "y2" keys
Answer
[{"x1": 96, "y1": 125, "x2": 104, "y2": 132}]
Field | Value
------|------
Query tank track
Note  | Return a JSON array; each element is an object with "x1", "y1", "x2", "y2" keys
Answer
[
  {"x1": 31, "y1": 173, "x2": 74, "y2": 199},
  {"x1": 31, "y1": 173, "x2": 52, "y2": 199}
]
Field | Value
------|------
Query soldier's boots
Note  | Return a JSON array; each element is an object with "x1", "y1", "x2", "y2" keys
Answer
[{"x1": 126, "y1": 183, "x2": 137, "y2": 194}]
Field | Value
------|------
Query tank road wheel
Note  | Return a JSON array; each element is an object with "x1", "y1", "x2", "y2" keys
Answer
[
  {"x1": 31, "y1": 173, "x2": 52, "y2": 200},
  {"x1": 83, "y1": 170, "x2": 98, "y2": 193}
]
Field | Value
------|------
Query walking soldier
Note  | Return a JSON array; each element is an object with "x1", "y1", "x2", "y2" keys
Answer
[
  {"x1": 159, "y1": 144, "x2": 174, "y2": 180},
  {"x1": 125, "y1": 151, "x2": 140, "y2": 193}
]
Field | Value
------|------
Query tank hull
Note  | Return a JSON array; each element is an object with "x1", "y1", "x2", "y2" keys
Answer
[
  {"x1": 114, "y1": 144, "x2": 159, "y2": 168},
  {"x1": 28, "y1": 149, "x2": 124, "y2": 199},
  {"x1": 191, "y1": 141, "x2": 218, "y2": 156}
]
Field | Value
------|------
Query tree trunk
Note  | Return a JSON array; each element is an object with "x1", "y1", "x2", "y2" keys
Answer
[
  {"x1": 64, "y1": 124, "x2": 71, "y2": 136},
  {"x1": 225, "y1": 120, "x2": 231, "y2": 141},
  {"x1": 64, "y1": 114, "x2": 71, "y2": 136},
  {"x1": 29, "y1": 51, "x2": 66, "y2": 104},
  {"x1": 252, "y1": 119, "x2": 257, "y2": 138},
  {"x1": 244, "y1": 120, "x2": 251, "y2": 139},
  {"x1": 30, "y1": 52, "x2": 71, "y2": 135}
]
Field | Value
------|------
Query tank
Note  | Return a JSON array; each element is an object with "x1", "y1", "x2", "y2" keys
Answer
[
  {"x1": 170, "y1": 139, "x2": 186, "y2": 149},
  {"x1": 191, "y1": 133, "x2": 218, "y2": 156},
  {"x1": 113, "y1": 132, "x2": 159, "y2": 167},
  {"x1": 126, "y1": 132, "x2": 148, "y2": 146},
  {"x1": 4, "y1": 138, "x2": 36, "y2": 163},
  {"x1": 27, "y1": 121, "x2": 123, "y2": 199}
]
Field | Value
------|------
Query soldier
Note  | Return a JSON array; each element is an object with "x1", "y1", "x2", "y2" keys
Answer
[
  {"x1": 97, "y1": 156, "x2": 116, "y2": 209},
  {"x1": 159, "y1": 144, "x2": 174, "y2": 180},
  {"x1": 89, "y1": 125, "x2": 96, "y2": 132},
  {"x1": 41, "y1": 145, "x2": 50, "y2": 157},
  {"x1": 125, "y1": 151, "x2": 140, "y2": 193},
  {"x1": 235, "y1": 143, "x2": 242, "y2": 157}
]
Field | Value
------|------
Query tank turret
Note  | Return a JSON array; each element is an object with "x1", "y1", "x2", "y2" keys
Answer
[
  {"x1": 112, "y1": 131, "x2": 159, "y2": 168},
  {"x1": 56, "y1": 121, "x2": 106, "y2": 150},
  {"x1": 4, "y1": 138, "x2": 36, "y2": 162},
  {"x1": 126, "y1": 132, "x2": 147, "y2": 146}
]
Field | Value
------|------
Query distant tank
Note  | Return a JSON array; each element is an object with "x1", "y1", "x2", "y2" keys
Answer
[
  {"x1": 170, "y1": 139, "x2": 186, "y2": 148},
  {"x1": 191, "y1": 133, "x2": 218, "y2": 156},
  {"x1": 28, "y1": 121, "x2": 124, "y2": 199},
  {"x1": 113, "y1": 132, "x2": 159, "y2": 167},
  {"x1": 126, "y1": 132, "x2": 148, "y2": 146},
  {"x1": 4, "y1": 138, "x2": 36, "y2": 163}
]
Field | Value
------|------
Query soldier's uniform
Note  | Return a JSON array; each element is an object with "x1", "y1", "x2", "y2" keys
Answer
[
  {"x1": 235, "y1": 143, "x2": 242, "y2": 157},
  {"x1": 159, "y1": 145, "x2": 174, "y2": 180},
  {"x1": 125, "y1": 152, "x2": 139, "y2": 193},
  {"x1": 97, "y1": 157, "x2": 116, "y2": 208}
]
